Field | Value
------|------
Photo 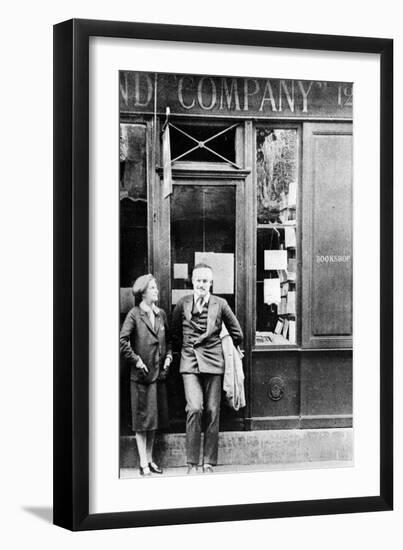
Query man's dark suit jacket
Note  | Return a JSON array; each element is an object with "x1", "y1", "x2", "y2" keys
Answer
[
  {"x1": 120, "y1": 306, "x2": 172, "y2": 384},
  {"x1": 171, "y1": 294, "x2": 243, "y2": 375}
]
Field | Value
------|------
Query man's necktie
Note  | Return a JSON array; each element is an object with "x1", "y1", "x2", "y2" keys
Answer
[{"x1": 196, "y1": 296, "x2": 204, "y2": 313}]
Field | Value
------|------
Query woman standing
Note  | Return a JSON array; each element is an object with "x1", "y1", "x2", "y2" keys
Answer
[{"x1": 120, "y1": 274, "x2": 172, "y2": 476}]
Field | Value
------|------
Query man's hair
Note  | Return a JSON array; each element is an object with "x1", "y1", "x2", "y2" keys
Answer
[{"x1": 192, "y1": 262, "x2": 213, "y2": 276}]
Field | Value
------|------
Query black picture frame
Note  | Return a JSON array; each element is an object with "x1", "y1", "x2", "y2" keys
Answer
[{"x1": 53, "y1": 18, "x2": 393, "y2": 531}]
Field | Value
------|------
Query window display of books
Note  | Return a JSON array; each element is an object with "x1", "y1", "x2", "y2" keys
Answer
[
  {"x1": 255, "y1": 224, "x2": 297, "y2": 345},
  {"x1": 255, "y1": 127, "x2": 298, "y2": 346}
]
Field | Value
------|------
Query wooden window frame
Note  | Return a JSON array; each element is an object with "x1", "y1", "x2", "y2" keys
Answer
[{"x1": 251, "y1": 122, "x2": 302, "y2": 351}]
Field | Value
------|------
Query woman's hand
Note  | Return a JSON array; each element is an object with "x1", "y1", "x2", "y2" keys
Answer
[
  {"x1": 158, "y1": 357, "x2": 171, "y2": 381},
  {"x1": 136, "y1": 357, "x2": 149, "y2": 373}
]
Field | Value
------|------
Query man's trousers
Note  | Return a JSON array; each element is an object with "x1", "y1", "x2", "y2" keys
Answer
[{"x1": 182, "y1": 373, "x2": 222, "y2": 466}]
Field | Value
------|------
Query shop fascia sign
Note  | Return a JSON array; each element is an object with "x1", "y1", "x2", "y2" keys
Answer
[{"x1": 120, "y1": 71, "x2": 353, "y2": 118}]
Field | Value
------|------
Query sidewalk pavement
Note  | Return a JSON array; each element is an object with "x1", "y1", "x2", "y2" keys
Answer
[{"x1": 120, "y1": 460, "x2": 353, "y2": 479}]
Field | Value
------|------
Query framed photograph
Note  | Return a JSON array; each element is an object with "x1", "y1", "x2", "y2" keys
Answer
[{"x1": 53, "y1": 19, "x2": 393, "y2": 530}]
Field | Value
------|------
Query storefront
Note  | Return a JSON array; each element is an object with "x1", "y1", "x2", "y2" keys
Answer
[{"x1": 119, "y1": 71, "x2": 353, "y2": 464}]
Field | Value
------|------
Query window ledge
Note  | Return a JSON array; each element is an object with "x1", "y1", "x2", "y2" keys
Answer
[
  {"x1": 252, "y1": 346, "x2": 353, "y2": 352},
  {"x1": 156, "y1": 162, "x2": 251, "y2": 179}
]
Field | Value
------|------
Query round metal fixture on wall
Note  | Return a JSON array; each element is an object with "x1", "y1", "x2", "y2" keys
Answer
[{"x1": 268, "y1": 376, "x2": 286, "y2": 401}]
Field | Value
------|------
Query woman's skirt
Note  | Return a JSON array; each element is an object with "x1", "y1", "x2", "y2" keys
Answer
[{"x1": 130, "y1": 379, "x2": 169, "y2": 432}]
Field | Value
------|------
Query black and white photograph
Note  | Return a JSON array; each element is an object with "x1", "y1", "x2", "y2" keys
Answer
[
  {"x1": 50, "y1": 13, "x2": 392, "y2": 532},
  {"x1": 0, "y1": 0, "x2": 398, "y2": 542},
  {"x1": 118, "y1": 70, "x2": 354, "y2": 478}
]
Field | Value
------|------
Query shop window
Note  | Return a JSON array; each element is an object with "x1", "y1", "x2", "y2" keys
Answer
[
  {"x1": 119, "y1": 123, "x2": 149, "y2": 435},
  {"x1": 255, "y1": 128, "x2": 298, "y2": 346},
  {"x1": 119, "y1": 123, "x2": 148, "y2": 293},
  {"x1": 169, "y1": 123, "x2": 238, "y2": 166}
]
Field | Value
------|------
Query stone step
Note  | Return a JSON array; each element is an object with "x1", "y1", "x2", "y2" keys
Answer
[{"x1": 120, "y1": 428, "x2": 353, "y2": 469}]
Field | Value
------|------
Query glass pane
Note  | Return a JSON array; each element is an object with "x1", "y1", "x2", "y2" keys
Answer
[
  {"x1": 119, "y1": 123, "x2": 148, "y2": 289},
  {"x1": 170, "y1": 124, "x2": 236, "y2": 164},
  {"x1": 256, "y1": 129, "x2": 298, "y2": 224},
  {"x1": 255, "y1": 128, "x2": 298, "y2": 346},
  {"x1": 120, "y1": 123, "x2": 147, "y2": 200},
  {"x1": 171, "y1": 185, "x2": 236, "y2": 312}
]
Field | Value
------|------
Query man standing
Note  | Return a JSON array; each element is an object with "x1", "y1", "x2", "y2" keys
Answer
[{"x1": 171, "y1": 263, "x2": 243, "y2": 474}]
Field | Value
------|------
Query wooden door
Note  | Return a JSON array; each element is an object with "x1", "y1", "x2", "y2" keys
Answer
[
  {"x1": 160, "y1": 178, "x2": 247, "y2": 431},
  {"x1": 301, "y1": 122, "x2": 353, "y2": 349}
]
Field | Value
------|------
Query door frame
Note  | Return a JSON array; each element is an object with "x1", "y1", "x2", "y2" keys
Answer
[{"x1": 153, "y1": 165, "x2": 252, "y2": 430}]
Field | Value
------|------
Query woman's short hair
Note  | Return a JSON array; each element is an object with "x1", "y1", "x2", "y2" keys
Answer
[{"x1": 132, "y1": 274, "x2": 157, "y2": 298}]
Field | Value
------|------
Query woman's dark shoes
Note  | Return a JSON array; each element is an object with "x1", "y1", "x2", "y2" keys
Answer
[
  {"x1": 139, "y1": 466, "x2": 151, "y2": 476},
  {"x1": 187, "y1": 464, "x2": 198, "y2": 475},
  {"x1": 148, "y1": 462, "x2": 163, "y2": 474}
]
